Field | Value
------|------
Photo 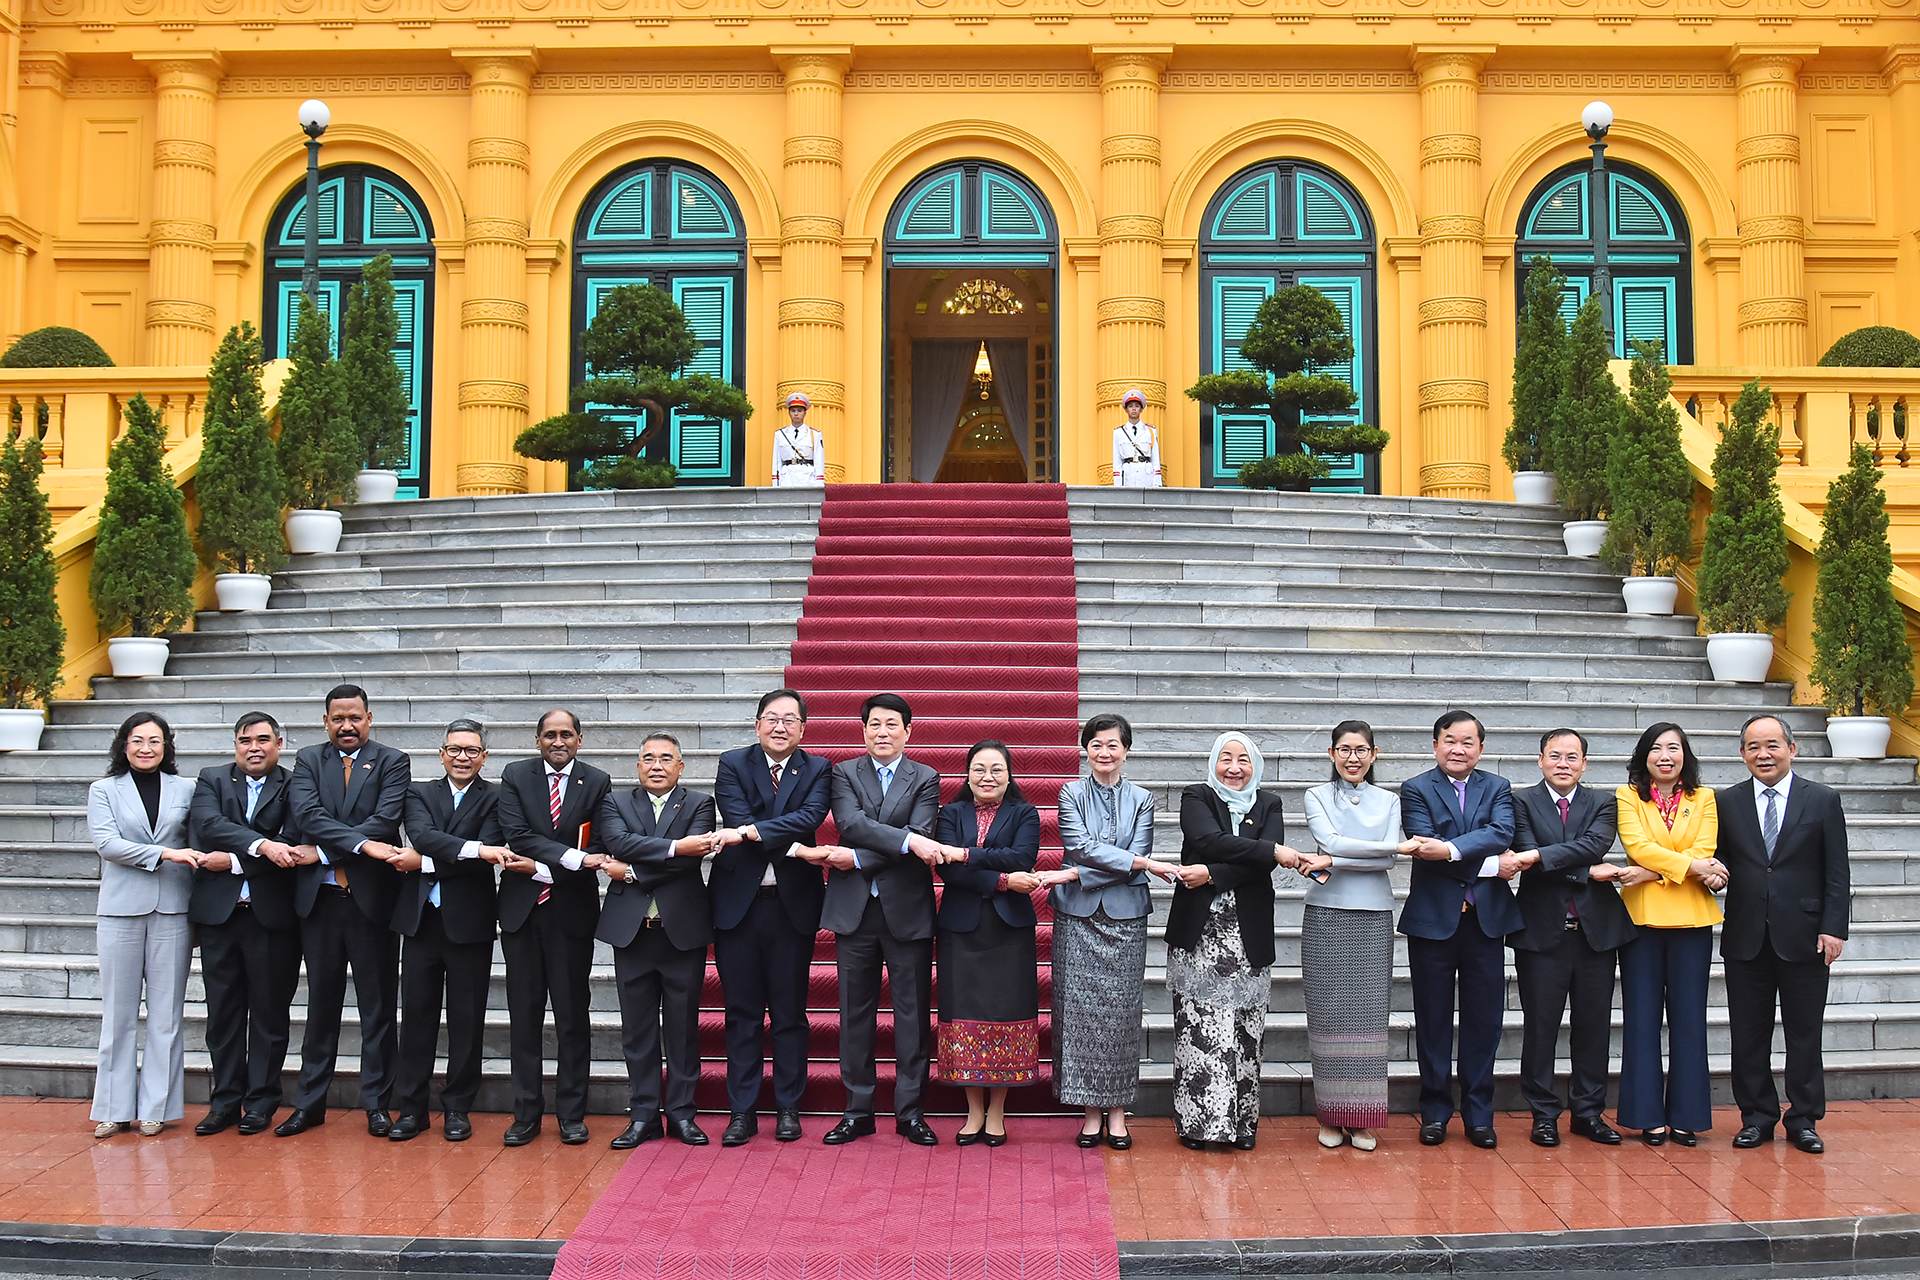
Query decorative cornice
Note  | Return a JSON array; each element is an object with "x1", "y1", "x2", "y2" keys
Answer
[
  {"x1": 846, "y1": 70, "x2": 1095, "y2": 89},
  {"x1": 533, "y1": 72, "x2": 776, "y2": 90},
  {"x1": 1165, "y1": 70, "x2": 1413, "y2": 89},
  {"x1": 1483, "y1": 70, "x2": 1735, "y2": 90},
  {"x1": 221, "y1": 74, "x2": 471, "y2": 94}
]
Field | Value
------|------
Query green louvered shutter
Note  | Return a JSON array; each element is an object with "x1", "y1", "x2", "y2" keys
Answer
[{"x1": 669, "y1": 279, "x2": 734, "y2": 479}]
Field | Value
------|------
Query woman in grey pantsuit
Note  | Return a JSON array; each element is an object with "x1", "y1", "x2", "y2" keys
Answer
[{"x1": 87, "y1": 712, "x2": 199, "y2": 1137}]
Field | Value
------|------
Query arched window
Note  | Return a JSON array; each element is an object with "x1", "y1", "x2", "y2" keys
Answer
[
  {"x1": 1198, "y1": 160, "x2": 1378, "y2": 492},
  {"x1": 571, "y1": 160, "x2": 747, "y2": 486},
  {"x1": 1515, "y1": 160, "x2": 1693, "y2": 362},
  {"x1": 263, "y1": 164, "x2": 435, "y2": 498}
]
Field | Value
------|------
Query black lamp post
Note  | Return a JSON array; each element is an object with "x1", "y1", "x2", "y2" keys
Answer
[
  {"x1": 1582, "y1": 100, "x2": 1615, "y2": 350},
  {"x1": 297, "y1": 98, "x2": 331, "y2": 303}
]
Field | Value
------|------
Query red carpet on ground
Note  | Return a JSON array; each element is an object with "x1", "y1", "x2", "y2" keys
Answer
[{"x1": 549, "y1": 1116, "x2": 1120, "y2": 1280}]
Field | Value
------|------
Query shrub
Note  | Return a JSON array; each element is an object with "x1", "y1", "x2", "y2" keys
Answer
[
  {"x1": 1600, "y1": 340, "x2": 1694, "y2": 578},
  {"x1": 1696, "y1": 379, "x2": 1790, "y2": 635},
  {"x1": 275, "y1": 295, "x2": 359, "y2": 511},
  {"x1": 0, "y1": 428, "x2": 64, "y2": 708},
  {"x1": 0, "y1": 327, "x2": 113, "y2": 369},
  {"x1": 1551, "y1": 296, "x2": 1623, "y2": 522},
  {"x1": 90, "y1": 394, "x2": 196, "y2": 639},
  {"x1": 340, "y1": 254, "x2": 410, "y2": 472},
  {"x1": 1816, "y1": 326, "x2": 1920, "y2": 369},
  {"x1": 580, "y1": 457, "x2": 679, "y2": 490},
  {"x1": 1811, "y1": 443, "x2": 1914, "y2": 718},
  {"x1": 1505, "y1": 256, "x2": 1567, "y2": 475},
  {"x1": 196, "y1": 323, "x2": 286, "y2": 577}
]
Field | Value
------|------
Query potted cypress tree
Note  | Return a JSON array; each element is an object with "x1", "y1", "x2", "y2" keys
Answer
[
  {"x1": 1812, "y1": 443, "x2": 1914, "y2": 758},
  {"x1": 197, "y1": 322, "x2": 286, "y2": 610},
  {"x1": 1697, "y1": 379, "x2": 1790, "y2": 681},
  {"x1": 1600, "y1": 340, "x2": 1693, "y2": 615},
  {"x1": 1550, "y1": 296, "x2": 1621, "y2": 556},
  {"x1": 91, "y1": 394, "x2": 196, "y2": 677},
  {"x1": 341, "y1": 254, "x2": 409, "y2": 504},
  {"x1": 1505, "y1": 255, "x2": 1566, "y2": 506},
  {"x1": 0, "y1": 425, "x2": 65, "y2": 748},
  {"x1": 276, "y1": 295, "x2": 359, "y2": 553}
]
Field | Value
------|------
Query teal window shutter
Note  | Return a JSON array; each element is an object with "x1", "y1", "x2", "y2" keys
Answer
[
  {"x1": 898, "y1": 174, "x2": 962, "y2": 239},
  {"x1": 672, "y1": 172, "x2": 737, "y2": 238},
  {"x1": 279, "y1": 178, "x2": 345, "y2": 246},
  {"x1": 1525, "y1": 177, "x2": 1587, "y2": 239},
  {"x1": 1611, "y1": 175, "x2": 1674, "y2": 239},
  {"x1": 1616, "y1": 280, "x2": 1676, "y2": 357},
  {"x1": 981, "y1": 172, "x2": 1044, "y2": 239},
  {"x1": 589, "y1": 173, "x2": 652, "y2": 239},
  {"x1": 365, "y1": 180, "x2": 426, "y2": 243},
  {"x1": 1212, "y1": 173, "x2": 1276, "y2": 240},
  {"x1": 1295, "y1": 173, "x2": 1362, "y2": 241}
]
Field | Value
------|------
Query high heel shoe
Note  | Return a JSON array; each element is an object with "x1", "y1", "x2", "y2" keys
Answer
[{"x1": 1077, "y1": 1120, "x2": 1105, "y2": 1149}]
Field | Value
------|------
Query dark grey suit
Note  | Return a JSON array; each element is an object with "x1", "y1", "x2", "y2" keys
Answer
[{"x1": 825, "y1": 754, "x2": 941, "y2": 1121}]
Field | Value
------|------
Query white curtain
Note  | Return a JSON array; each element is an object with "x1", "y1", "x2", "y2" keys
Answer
[
  {"x1": 986, "y1": 340, "x2": 1029, "y2": 464},
  {"x1": 910, "y1": 340, "x2": 977, "y2": 482}
]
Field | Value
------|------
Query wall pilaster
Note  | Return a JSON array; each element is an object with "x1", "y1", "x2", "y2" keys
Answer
[
  {"x1": 1731, "y1": 44, "x2": 1816, "y2": 368},
  {"x1": 134, "y1": 52, "x2": 222, "y2": 369}
]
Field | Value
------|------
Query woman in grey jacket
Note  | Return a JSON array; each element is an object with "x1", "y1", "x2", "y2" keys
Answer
[
  {"x1": 1300, "y1": 720, "x2": 1419, "y2": 1152},
  {"x1": 1043, "y1": 714, "x2": 1180, "y2": 1149},
  {"x1": 87, "y1": 713, "x2": 200, "y2": 1137}
]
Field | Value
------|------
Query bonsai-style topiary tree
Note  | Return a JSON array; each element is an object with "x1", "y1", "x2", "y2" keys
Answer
[
  {"x1": 1505, "y1": 256, "x2": 1568, "y2": 476},
  {"x1": 340, "y1": 254, "x2": 410, "y2": 472},
  {"x1": 196, "y1": 322, "x2": 286, "y2": 577},
  {"x1": 1600, "y1": 339, "x2": 1694, "y2": 578},
  {"x1": 1696, "y1": 379, "x2": 1790, "y2": 636},
  {"x1": 90, "y1": 394, "x2": 196, "y2": 639},
  {"x1": 0, "y1": 326, "x2": 113, "y2": 369},
  {"x1": 0, "y1": 427, "x2": 65, "y2": 710},
  {"x1": 1817, "y1": 325, "x2": 1920, "y2": 369},
  {"x1": 1185, "y1": 284, "x2": 1389, "y2": 491},
  {"x1": 1551, "y1": 295, "x2": 1624, "y2": 522},
  {"x1": 275, "y1": 295, "x2": 359, "y2": 511},
  {"x1": 1812, "y1": 442, "x2": 1914, "y2": 718},
  {"x1": 513, "y1": 284, "x2": 750, "y2": 490}
]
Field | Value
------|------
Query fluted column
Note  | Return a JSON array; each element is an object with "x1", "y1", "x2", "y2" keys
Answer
[
  {"x1": 1412, "y1": 45, "x2": 1494, "y2": 499},
  {"x1": 134, "y1": 53, "x2": 222, "y2": 368},
  {"x1": 451, "y1": 49, "x2": 537, "y2": 496},
  {"x1": 1092, "y1": 45, "x2": 1170, "y2": 480},
  {"x1": 772, "y1": 47, "x2": 851, "y2": 480},
  {"x1": 1731, "y1": 45, "x2": 1815, "y2": 367}
]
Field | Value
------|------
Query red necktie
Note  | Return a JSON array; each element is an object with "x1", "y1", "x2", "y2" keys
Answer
[
  {"x1": 770, "y1": 763, "x2": 782, "y2": 794},
  {"x1": 1559, "y1": 795, "x2": 1578, "y2": 919},
  {"x1": 539, "y1": 772, "x2": 561, "y2": 905}
]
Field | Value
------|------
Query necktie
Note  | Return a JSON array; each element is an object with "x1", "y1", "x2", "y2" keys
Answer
[
  {"x1": 433, "y1": 786, "x2": 463, "y2": 909},
  {"x1": 240, "y1": 778, "x2": 262, "y2": 904},
  {"x1": 332, "y1": 755, "x2": 352, "y2": 891},
  {"x1": 646, "y1": 792, "x2": 668, "y2": 918},
  {"x1": 539, "y1": 772, "x2": 562, "y2": 905},
  {"x1": 1556, "y1": 794, "x2": 1578, "y2": 920},
  {"x1": 770, "y1": 762, "x2": 782, "y2": 793},
  {"x1": 1454, "y1": 777, "x2": 1474, "y2": 907},
  {"x1": 1762, "y1": 786, "x2": 1781, "y2": 861},
  {"x1": 869, "y1": 761, "x2": 894, "y2": 896}
]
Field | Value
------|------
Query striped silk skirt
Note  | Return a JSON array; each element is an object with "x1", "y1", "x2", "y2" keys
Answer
[
  {"x1": 1050, "y1": 908, "x2": 1149, "y2": 1108},
  {"x1": 1300, "y1": 904, "x2": 1394, "y2": 1130}
]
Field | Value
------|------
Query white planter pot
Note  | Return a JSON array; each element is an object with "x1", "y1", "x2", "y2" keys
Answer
[
  {"x1": 1562, "y1": 520, "x2": 1608, "y2": 558},
  {"x1": 1512, "y1": 471, "x2": 1558, "y2": 506},
  {"x1": 1706, "y1": 632, "x2": 1776, "y2": 683},
  {"x1": 355, "y1": 469, "x2": 400, "y2": 504},
  {"x1": 1621, "y1": 576, "x2": 1680, "y2": 616},
  {"x1": 212, "y1": 573, "x2": 272, "y2": 612},
  {"x1": 107, "y1": 636, "x2": 170, "y2": 679},
  {"x1": 0, "y1": 708, "x2": 45, "y2": 751},
  {"x1": 1826, "y1": 715, "x2": 1893, "y2": 759},
  {"x1": 285, "y1": 508, "x2": 343, "y2": 555}
]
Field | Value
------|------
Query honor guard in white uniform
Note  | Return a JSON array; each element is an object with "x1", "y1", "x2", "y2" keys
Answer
[
  {"x1": 771, "y1": 393, "x2": 826, "y2": 487},
  {"x1": 1111, "y1": 389, "x2": 1163, "y2": 487}
]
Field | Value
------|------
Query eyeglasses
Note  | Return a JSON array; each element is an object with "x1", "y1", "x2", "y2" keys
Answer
[
  {"x1": 968, "y1": 765, "x2": 1009, "y2": 777},
  {"x1": 1332, "y1": 745, "x2": 1373, "y2": 759},
  {"x1": 441, "y1": 745, "x2": 484, "y2": 758},
  {"x1": 1543, "y1": 752, "x2": 1585, "y2": 764},
  {"x1": 758, "y1": 715, "x2": 802, "y2": 728}
]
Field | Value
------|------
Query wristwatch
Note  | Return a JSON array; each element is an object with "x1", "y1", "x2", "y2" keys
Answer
[{"x1": 624, "y1": 864, "x2": 638, "y2": 884}]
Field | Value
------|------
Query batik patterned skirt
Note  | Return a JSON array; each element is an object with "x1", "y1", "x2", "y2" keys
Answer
[
  {"x1": 1300, "y1": 903, "x2": 1393, "y2": 1129},
  {"x1": 1050, "y1": 907, "x2": 1149, "y2": 1107},
  {"x1": 1167, "y1": 897, "x2": 1270, "y2": 1144},
  {"x1": 935, "y1": 908, "x2": 1039, "y2": 1086}
]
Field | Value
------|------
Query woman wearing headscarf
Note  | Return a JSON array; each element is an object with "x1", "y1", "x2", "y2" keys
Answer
[{"x1": 1165, "y1": 732, "x2": 1328, "y2": 1151}]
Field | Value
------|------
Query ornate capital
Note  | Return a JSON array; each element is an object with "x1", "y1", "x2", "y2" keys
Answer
[
  {"x1": 451, "y1": 48, "x2": 540, "y2": 87},
  {"x1": 1092, "y1": 44, "x2": 1172, "y2": 83},
  {"x1": 1411, "y1": 44, "x2": 1496, "y2": 85},
  {"x1": 1728, "y1": 44, "x2": 1818, "y2": 85},
  {"x1": 132, "y1": 51, "x2": 225, "y2": 92},
  {"x1": 19, "y1": 53, "x2": 72, "y2": 95},
  {"x1": 770, "y1": 46, "x2": 853, "y2": 83}
]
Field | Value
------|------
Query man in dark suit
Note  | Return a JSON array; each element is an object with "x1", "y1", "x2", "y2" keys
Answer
[
  {"x1": 375, "y1": 719, "x2": 507, "y2": 1144},
  {"x1": 710, "y1": 689, "x2": 832, "y2": 1146},
  {"x1": 801, "y1": 693, "x2": 949, "y2": 1147},
  {"x1": 187, "y1": 711, "x2": 310, "y2": 1136},
  {"x1": 597, "y1": 733, "x2": 719, "y2": 1150},
  {"x1": 1508, "y1": 728, "x2": 1639, "y2": 1149},
  {"x1": 1398, "y1": 709, "x2": 1521, "y2": 1150},
  {"x1": 495, "y1": 709, "x2": 613, "y2": 1147},
  {"x1": 281, "y1": 684, "x2": 414, "y2": 1138},
  {"x1": 1719, "y1": 713, "x2": 1851, "y2": 1154}
]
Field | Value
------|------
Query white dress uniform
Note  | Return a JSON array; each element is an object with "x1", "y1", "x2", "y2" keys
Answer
[
  {"x1": 1111, "y1": 420, "x2": 1163, "y2": 488},
  {"x1": 771, "y1": 424, "x2": 826, "y2": 487}
]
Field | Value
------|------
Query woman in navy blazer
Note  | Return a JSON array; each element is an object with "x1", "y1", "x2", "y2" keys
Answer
[{"x1": 934, "y1": 741, "x2": 1043, "y2": 1145}]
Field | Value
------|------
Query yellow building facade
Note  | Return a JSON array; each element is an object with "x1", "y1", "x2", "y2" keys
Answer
[{"x1": 3, "y1": 2, "x2": 1917, "y2": 501}]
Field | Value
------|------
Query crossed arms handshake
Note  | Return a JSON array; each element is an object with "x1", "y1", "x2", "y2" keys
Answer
[{"x1": 160, "y1": 839, "x2": 323, "y2": 872}]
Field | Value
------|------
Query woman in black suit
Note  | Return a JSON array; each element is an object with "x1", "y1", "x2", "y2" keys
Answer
[
  {"x1": 1166, "y1": 731, "x2": 1324, "y2": 1151},
  {"x1": 934, "y1": 740, "x2": 1043, "y2": 1146}
]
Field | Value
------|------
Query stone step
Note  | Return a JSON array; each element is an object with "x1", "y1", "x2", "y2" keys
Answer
[
  {"x1": 170, "y1": 621, "x2": 799, "y2": 654},
  {"x1": 1077, "y1": 558, "x2": 1630, "y2": 596},
  {"x1": 1068, "y1": 488, "x2": 1569, "y2": 529},
  {"x1": 268, "y1": 576, "x2": 810, "y2": 611},
  {"x1": 1069, "y1": 527, "x2": 1571, "y2": 559},
  {"x1": 282, "y1": 539, "x2": 816, "y2": 573},
  {"x1": 85, "y1": 667, "x2": 789, "y2": 703},
  {"x1": 1080, "y1": 607, "x2": 1700, "y2": 642},
  {"x1": 335, "y1": 524, "x2": 823, "y2": 557},
  {"x1": 192, "y1": 600, "x2": 810, "y2": 634},
  {"x1": 273, "y1": 560, "x2": 813, "y2": 592},
  {"x1": 341, "y1": 487, "x2": 822, "y2": 526},
  {"x1": 87, "y1": 645, "x2": 790, "y2": 682},
  {"x1": 1079, "y1": 540, "x2": 1618, "y2": 577}
]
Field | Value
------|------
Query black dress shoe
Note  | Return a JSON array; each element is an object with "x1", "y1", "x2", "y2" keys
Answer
[
  {"x1": 1639, "y1": 1128, "x2": 1668, "y2": 1147},
  {"x1": 559, "y1": 1120, "x2": 590, "y2": 1145},
  {"x1": 669, "y1": 1117, "x2": 708, "y2": 1146},
  {"x1": 955, "y1": 1126, "x2": 985, "y2": 1146},
  {"x1": 1570, "y1": 1116, "x2": 1622, "y2": 1145},
  {"x1": 1177, "y1": 1134, "x2": 1209, "y2": 1151},
  {"x1": 236, "y1": 1112, "x2": 272, "y2": 1136},
  {"x1": 722, "y1": 1114, "x2": 757, "y2": 1147},
  {"x1": 775, "y1": 1110, "x2": 803, "y2": 1142},
  {"x1": 388, "y1": 1114, "x2": 427, "y2": 1142},
  {"x1": 443, "y1": 1113, "x2": 473, "y2": 1143},
  {"x1": 896, "y1": 1117, "x2": 939, "y2": 1146},
  {"x1": 1530, "y1": 1118, "x2": 1561, "y2": 1148},
  {"x1": 1076, "y1": 1120, "x2": 1104, "y2": 1150},
  {"x1": 274, "y1": 1108, "x2": 324, "y2": 1137},
  {"x1": 195, "y1": 1108, "x2": 240, "y2": 1136},
  {"x1": 1418, "y1": 1121, "x2": 1448, "y2": 1146},
  {"x1": 1106, "y1": 1126, "x2": 1133, "y2": 1151},
  {"x1": 1732, "y1": 1124, "x2": 1774, "y2": 1148},
  {"x1": 1467, "y1": 1126, "x2": 1498, "y2": 1149},
  {"x1": 823, "y1": 1116, "x2": 875, "y2": 1145},
  {"x1": 502, "y1": 1118, "x2": 542, "y2": 1147},
  {"x1": 1670, "y1": 1128, "x2": 1699, "y2": 1147},
  {"x1": 1790, "y1": 1128, "x2": 1825, "y2": 1153},
  {"x1": 366, "y1": 1110, "x2": 392, "y2": 1138},
  {"x1": 984, "y1": 1127, "x2": 1008, "y2": 1148},
  {"x1": 610, "y1": 1118, "x2": 663, "y2": 1150},
  {"x1": 1232, "y1": 1132, "x2": 1257, "y2": 1151}
]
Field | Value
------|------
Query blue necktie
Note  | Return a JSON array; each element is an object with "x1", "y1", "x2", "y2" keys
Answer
[
  {"x1": 432, "y1": 785, "x2": 466, "y2": 908},
  {"x1": 869, "y1": 762, "x2": 896, "y2": 896},
  {"x1": 240, "y1": 778, "x2": 262, "y2": 903},
  {"x1": 1454, "y1": 777, "x2": 1475, "y2": 908}
]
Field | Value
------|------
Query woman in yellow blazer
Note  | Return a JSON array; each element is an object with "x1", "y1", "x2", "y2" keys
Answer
[{"x1": 1614, "y1": 723, "x2": 1728, "y2": 1146}]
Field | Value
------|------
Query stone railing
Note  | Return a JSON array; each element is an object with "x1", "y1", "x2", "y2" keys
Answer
[{"x1": 0, "y1": 368, "x2": 211, "y2": 524}]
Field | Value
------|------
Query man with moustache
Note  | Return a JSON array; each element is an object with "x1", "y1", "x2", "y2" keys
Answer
[
  {"x1": 597, "y1": 734, "x2": 719, "y2": 1149},
  {"x1": 281, "y1": 684, "x2": 413, "y2": 1138},
  {"x1": 187, "y1": 712, "x2": 313, "y2": 1136},
  {"x1": 374, "y1": 720, "x2": 510, "y2": 1143},
  {"x1": 709, "y1": 689, "x2": 832, "y2": 1146},
  {"x1": 495, "y1": 710, "x2": 612, "y2": 1147}
]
